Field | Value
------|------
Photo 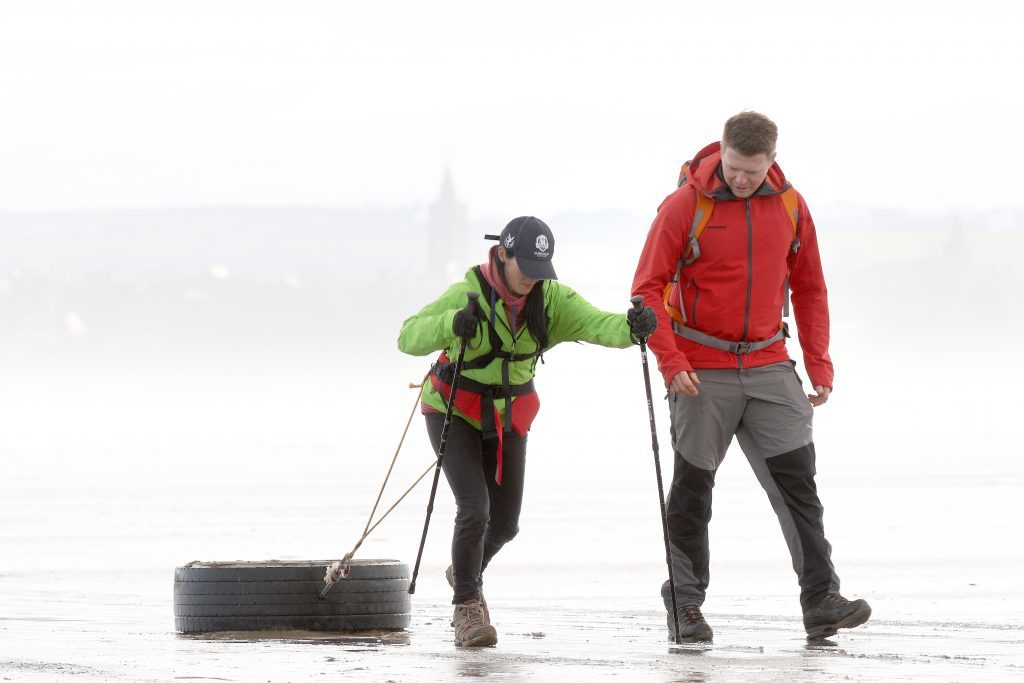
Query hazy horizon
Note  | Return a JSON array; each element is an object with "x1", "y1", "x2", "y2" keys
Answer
[{"x1": 3, "y1": 1, "x2": 1024, "y2": 217}]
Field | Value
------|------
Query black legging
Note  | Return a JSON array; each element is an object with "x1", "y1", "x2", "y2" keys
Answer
[{"x1": 424, "y1": 412, "x2": 527, "y2": 605}]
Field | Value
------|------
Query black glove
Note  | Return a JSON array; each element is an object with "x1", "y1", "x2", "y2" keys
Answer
[
  {"x1": 452, "y1": 304, "x2": 484, "y2": 341},
  {"x1": 627, "y1": 305, "x2": 657, "y2": 340}
]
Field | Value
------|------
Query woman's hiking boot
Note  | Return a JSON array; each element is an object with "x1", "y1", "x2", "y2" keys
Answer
[
  {"x1": 451, "y1": 601, "x2": 497, "y2": 647},
  {"x1": 803, "y1": 592, "x2": 872, "y2": 639},
  {"x1": 668, "y1": 603, "x2": 714, "y2": 642},
  {"x1": 446, "y1": 565, "x2": 489, "y2": 624}
]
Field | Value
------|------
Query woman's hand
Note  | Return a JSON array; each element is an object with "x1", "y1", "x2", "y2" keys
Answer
[{"x1": 627, "y1": 305, "x2": 658, "y2": 341}]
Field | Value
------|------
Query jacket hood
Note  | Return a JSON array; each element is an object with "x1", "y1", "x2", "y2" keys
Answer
[{"x1": 686, "y1": 141, "x2": 790, "y2": 199}]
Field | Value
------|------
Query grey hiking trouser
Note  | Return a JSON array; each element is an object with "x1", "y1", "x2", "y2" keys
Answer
[
  {"x1": 424, "y1": 412, "x2": 527, "y2": 605},
  {"x1": 661, "y1": 361, "x2": 840, "y2": 613}
]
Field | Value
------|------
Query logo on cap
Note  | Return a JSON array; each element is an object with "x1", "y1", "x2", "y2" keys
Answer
[
  {"x1": 535, "y1": 235, "x2": 549, "y2": 254},
  {"x1": 504, "y1": 234, "x2": 516, "y2": 249}
]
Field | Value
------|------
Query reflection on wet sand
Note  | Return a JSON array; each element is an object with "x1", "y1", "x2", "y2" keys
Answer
[
  {"x1": 667, "y1": 642, "x2": 712, "y2": 657},
  {"x1": 178, "y1": 629, "x2": 412, "y2": 647},
  {"x1": 451, "y1": 652, "x2": 525, "y2": 680}
]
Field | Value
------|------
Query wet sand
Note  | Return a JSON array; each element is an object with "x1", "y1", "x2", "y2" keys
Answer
[
  {"x1": 3, "y1": 357, "x2": 1023, "y2": 681},
  {"x1": 3, "y1": 570, "x2": 1022, "y2": 682}
]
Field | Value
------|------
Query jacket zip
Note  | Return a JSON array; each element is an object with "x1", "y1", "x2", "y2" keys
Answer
[{"x1": 739, "y1": 198, "x2": 754, "y2": 369}]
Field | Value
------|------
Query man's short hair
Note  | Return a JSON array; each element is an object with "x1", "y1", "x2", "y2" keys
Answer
[{"x1": 723, "y1": 111, "x2": 778, "y2": 157}]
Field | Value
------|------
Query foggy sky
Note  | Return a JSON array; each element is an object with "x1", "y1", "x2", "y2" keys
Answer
[{"x1": 2, "y1": 0, "x2": 1022, "y2": 216}]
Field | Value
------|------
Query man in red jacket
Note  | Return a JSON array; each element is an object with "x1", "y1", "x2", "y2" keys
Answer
[{"x1": 632, "y1": 111, "x2": 870, "y2": 642}]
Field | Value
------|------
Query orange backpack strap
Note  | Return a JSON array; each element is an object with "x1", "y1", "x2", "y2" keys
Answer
[
  {"x1": 678, "y1": 158, "x2": 718, "y2": 264},
  {"x1": 780, "y1": 185, "x2": 800, "y2": 247},
  {"x1": 663, "y1": 168, "x2": 716, "y2": 325},
  {"x1": 662, "y1": 257, "x2": 686, "y2": 326},
  {"x1": 683, "y1": 192, "x2": 716, "y2": 266},
  {"x1": 780, "y1": 185, "x2": 800, "y2": 318}
]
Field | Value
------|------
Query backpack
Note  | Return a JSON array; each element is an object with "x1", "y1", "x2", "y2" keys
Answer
[{"x1": 663, "y1": 159, "x2": 801, "y2": 328}]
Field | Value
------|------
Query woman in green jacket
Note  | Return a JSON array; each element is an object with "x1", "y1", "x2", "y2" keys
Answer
[{"x1": 398, "y1": 216, "x2": 656, "y2": 647}]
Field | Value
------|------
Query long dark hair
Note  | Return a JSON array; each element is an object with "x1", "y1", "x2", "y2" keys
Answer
[
  {"x1": 523, "y1": 280, "x2": 549, "y2": 350},
  {"x1": 496, "y1": 250, "x2": 549, "y2": 351}
]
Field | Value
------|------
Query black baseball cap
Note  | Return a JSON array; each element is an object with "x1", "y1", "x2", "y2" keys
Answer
[{"x1": 485, "y1": 216, "x2": 558, "y2": 281}]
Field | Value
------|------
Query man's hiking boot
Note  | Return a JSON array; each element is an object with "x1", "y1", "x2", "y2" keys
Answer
[
  {"x1": 667, "y1": 603, "x2": 714, "y2": 642},
  {"x1": 803, "y1": 592, "x2": 872, "y2": 639},
  {"x1": 451, "y1": 601, "x2": 497, "y2": 647},
  {"x1": 446, "y1": 565, "x2": 489, "y2": 624}
]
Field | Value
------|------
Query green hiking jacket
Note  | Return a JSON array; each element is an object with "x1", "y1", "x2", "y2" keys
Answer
[{"x1": 397, "y1": 267, "x2": 633, "y2": 429}]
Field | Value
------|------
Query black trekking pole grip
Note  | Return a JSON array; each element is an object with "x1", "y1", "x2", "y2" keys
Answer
[
  {"x1": 631, "y1": 294, "x2": 682, "y2": 643},
  {"x1": 408, "y1": 291, "x2": 475, "y2": 595},
  {"x1": 465, "y1": 290, "x2": 481, "y2": 320},
  {"x1": 630, "y1": 295, "x2": 648, "y2": 343}
]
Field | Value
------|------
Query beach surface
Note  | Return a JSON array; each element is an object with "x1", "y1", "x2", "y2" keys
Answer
[{"x1": 2, "y1": 344, "x2": 1022, "y2": 682}]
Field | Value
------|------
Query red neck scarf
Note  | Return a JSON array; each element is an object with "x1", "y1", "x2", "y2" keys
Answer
[{"x1": 480, "y1": 246, "x2": 528, "y2": 330}]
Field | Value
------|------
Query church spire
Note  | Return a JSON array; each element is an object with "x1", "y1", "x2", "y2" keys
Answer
[{"x1": 428, "y1": 168, "x2": 469, "y2": 284}]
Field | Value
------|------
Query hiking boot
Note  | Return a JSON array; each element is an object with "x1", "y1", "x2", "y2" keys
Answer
[
  {"x1": 451, "y1": 601, "x2": 498, "y2": 647},
  {"x1": 803, "y1": 592, "x2": 872, "y2": 639},
  {"x1": 667, "y1": 603, "x2": 714, "y2": 642},
  {"x1": 446, "y1": 565, "x2": 489, "y2": 624}
]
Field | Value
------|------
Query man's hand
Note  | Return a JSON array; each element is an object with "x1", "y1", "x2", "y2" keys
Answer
[
  {"x1": 669, "y1": 370, "x2": 700, "y2": 396},
  {"x1": 808, "y1": 385, "x2": 831, "y2": 407}
]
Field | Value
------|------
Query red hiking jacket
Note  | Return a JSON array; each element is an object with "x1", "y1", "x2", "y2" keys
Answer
[{"x1": 631, "y1": 142, "x2": 834, "y2": 388}]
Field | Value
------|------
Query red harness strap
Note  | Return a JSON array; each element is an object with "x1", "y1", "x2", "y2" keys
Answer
[{"x1": 427, "y1": 353, "x2": 540, "y2": 484}]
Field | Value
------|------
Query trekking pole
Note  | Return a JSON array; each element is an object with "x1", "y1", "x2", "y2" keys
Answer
[
  {"x1": 631, "y1": 295, "x2": 681, "y2": 644},
  {"x1": 408, "y1": 291, "x2": 479, "y2": 595}
]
